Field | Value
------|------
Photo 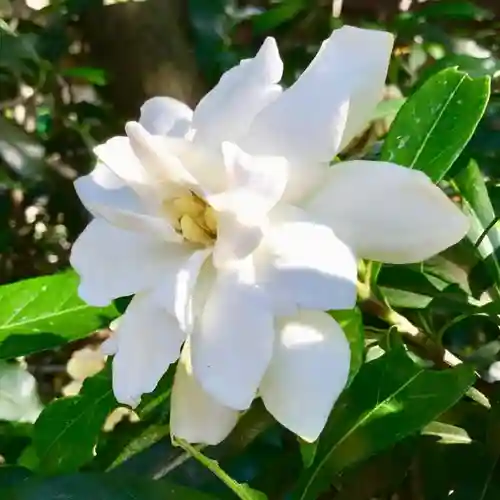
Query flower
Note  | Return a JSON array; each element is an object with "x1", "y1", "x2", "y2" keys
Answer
[{"x1": 71, "y1": 25, "x2": 469, "y2": 445}]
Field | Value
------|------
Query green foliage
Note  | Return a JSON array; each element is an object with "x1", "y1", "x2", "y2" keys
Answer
[
  {"x1": 294, "y1": 342, "x2": 475, "y2": 500},
  {"x1": 1, "y1": 473, "x2": 218, "y2": 500},
  {"x1": 382, "y1": 67, "x2": 490, "y2": 182},
  {"x1": 33, "y1": 363, "x2": 116, "y2": 475},
  {"x1": 0, "y1": 272, "x2": 119, "y2": 359}
]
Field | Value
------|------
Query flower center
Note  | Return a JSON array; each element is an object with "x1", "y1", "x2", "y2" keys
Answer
[{"x1": 166, "y1": 192, "x2": 217, "y2": 246}]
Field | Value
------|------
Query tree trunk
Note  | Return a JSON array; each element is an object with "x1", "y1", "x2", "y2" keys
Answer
[{"x1": 79, "y1": 0, "x2": 205, "y2": 120}]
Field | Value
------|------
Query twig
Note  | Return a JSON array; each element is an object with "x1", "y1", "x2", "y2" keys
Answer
[{"x1": 357, "y1": 282, "x2": 462, "y2": 368}]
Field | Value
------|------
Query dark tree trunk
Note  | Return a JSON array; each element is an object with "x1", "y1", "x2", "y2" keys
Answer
[{"x1": 79, "y1": 0, "x2": 206, "y2": 121}]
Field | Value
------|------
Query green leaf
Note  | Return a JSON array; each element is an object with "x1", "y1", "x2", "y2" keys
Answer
[
  {"x1": 381, "y1": 68, "x2": 490, "y2": 182},
  {"x1": 188, "y1": 0, "x2": 231, "y2": 86},
  {"x1": 0, "y1": 31, "x2": 40, "y2": 77},
  {"x1": 294, "y1": 344, "x2": 475, "y2": 500},
  {"x1": 419, "y1": 0, "x2": 492, "y2": 20},
  {"x1": 175, "y1": 438, "x2": 267, "y2": 500},
  {"x1": 0, "y1": 272, "x2": 118, "y2": 359},
  {"x1": 422, "y1": 421, "x2": 472, "y2": 444},
  {"x1": 334, "y1": 440, "x2": 415, "y2": 500},
  {"x1": 33, "y1": 364, "x2": 117, "y2": 475},
  {"x1": 61, "y1": 66, "x2": 108, "y2": 86},
  {"x1": 452, "y1": 159, "x2": 500, "y2": 296},
  {"x1": 252, "y1": 0, "x2": 306, "y2": 33},
  {"x1": 0, "y1": 466, "x2": 33, "y2": 490},
  {"x1": 330, "y1": 308, "x2": 364, "y2": 384},
  {"x1": 371, "y1": 97, "x2": 406, "y2": 121},
  {"x1": 93, "y1": 369, "x2": 174, "y2": 471},
  {"x1": 0, "y1": 421, "x2": 32, "y2": 464},
  {"x1": 420, "y1": 398, "x2": 500, "y2": 499},
  {"x1": 0, "y1": 117, "x2": 45, "y2": 180},
  {"x1": 2, "y1": 473, "x2": 218, "y2": 500}
]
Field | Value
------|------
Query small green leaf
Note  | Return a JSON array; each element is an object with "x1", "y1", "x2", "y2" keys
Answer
[
  {"x1": 175, "y1": 438, "x2": 267, "y2": 500},
  {"x1": 422, "y1": 421, "x2": 472, "y2": 444},
  {"x1": 381, "y1": 68, "x2": 490, "y2": 182},
  {"x1": 0, "y1": 272, "x2": 118, "y2": 359},
  {"x1": 33, "y1": 364, "x2": 117, "y2": 475},
  {"x1": 294, "y1": 344, "x2": 475, "y2": 500},
  {"x1": 330, "y1": 308, "x2": 364, "y2": 383},
  {"x1": 61, "y1": 66, "x2": 108, "y2": 86},
  {"x1": 2, "y1": 473, "x2": 218, "y2": 500},
  {"x1": 252, "y1": 0, "x2": 306, "y2": 33}
]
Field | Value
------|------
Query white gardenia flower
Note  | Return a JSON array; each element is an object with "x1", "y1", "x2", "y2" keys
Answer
[{"x1": 71, "y1": 25, "x2": 469, "y2": 445}]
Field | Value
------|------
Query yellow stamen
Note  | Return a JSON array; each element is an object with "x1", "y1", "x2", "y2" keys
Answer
[
  {"x1": 204, "y1": 206, "x2": 217, "y2": 234},
  {"x1": 172, "y1": 195, "x2": 205, "y2": 219},
  {"x1": 179, "y1": 214, "x2": 213, "y2": 246}
]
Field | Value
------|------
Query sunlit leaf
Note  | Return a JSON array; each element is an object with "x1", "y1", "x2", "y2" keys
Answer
[
  {"x1": 0, "y1": 272, "x2": 118, "y2": 359},
  {"x1": 382, "y1": 68, "x2": 490, "y2": 182},
  {"x1": 294, "y1": 343, "x2": 475, "y2": 500},
  {"x1": 33, "y1": 364, "x2": 116, "y2": 474}
]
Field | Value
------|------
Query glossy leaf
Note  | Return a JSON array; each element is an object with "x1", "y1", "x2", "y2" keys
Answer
[
  {"x1": 94, "y1": 369, "x2": 175, "y2": 471},
  {"x1": 2, "y1": 473, "x2": 217, "y2": 500},
  {"x1": 381, "y1": 68, "x2": 490, "y2": 182},
  {"x1": 294, "y1": 344, "x2": 475, "y2": 500},
  {"x1": 33, "y1": 364, "x2": 117, "y2": 475},
  {"x1": 0, "y1": 272, "x2": 118, "y2": 359}
]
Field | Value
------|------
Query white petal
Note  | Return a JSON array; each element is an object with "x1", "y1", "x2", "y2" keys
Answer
[
  {"x1": 125, "y1": 122, "x2": 201, "y2": 195},
  {"x1": 333, "y1": 26, "x2": 394, "y2": 150},
  {"x1": 151, "y1": 248, "x2": 212, "y2": 333},
  {"x1": 212, "y1": 211, "x2": 264, "y2": 268},
  {"x1": 158, "y1": 137, "x2": 227, "y2": 194},
  {"x1": 112, "y1": 293, "x2": 185, "y2": 406},
  {"x1": 192, "y1": 259, "x2": 274, "y2": 410},
  {"x1": 192, "y1": 37, "x2": 283, "y2": 147},
  {"x1": 170, "y1": 343, "x2": 239, "y2": 445},
  {"x1": 74, "y1": 163, "x2": 181, "y2": 242},
  {"x1": 75, "y1": 162, "x2": 137, "y2": 216},
  {"x1": 70, "y1": 218, "x2": 191, "y2": 306},
  {"x1": 139, "y1": 97, "x2": 193, "y2": 137},
  {"x1": 209, "y1": 142, "x2": 289, "y2": 265},
  {"x1": 101, "y1": 334, "x2": 118, "y2": 356},
  {"x1": 215, "y1": 142, "x2": 288, "y2": 216},
  {"x1": 93, "y1": 136, "x2": 149, "y2": 186},
  {"x1": 256, "y1": 206, "x2": 357, "y2": 315},
  {"x1": 260, "y1": 310, "x2": 350, "y2": 442},
  {"x1": 242, "y1": 26, "x2": 393, "y2": 201},
  {"x1": 306, "y1": 160, "x2": 470, "y2": 264}
]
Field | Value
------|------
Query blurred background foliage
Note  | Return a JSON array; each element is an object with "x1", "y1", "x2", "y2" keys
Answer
[{"x1": 3, "y1": 0, "x2": 500, "y2": 498}]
